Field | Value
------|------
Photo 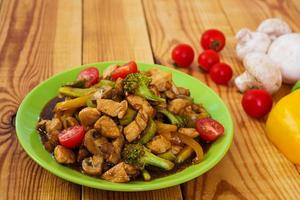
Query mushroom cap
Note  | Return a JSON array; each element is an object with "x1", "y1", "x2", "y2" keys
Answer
[
  {"x1": 82, "y1": 155, "x2": 103, "y2": 175},
  {"x1": 257, "y1": 18, "x2": 291, "y2": 40},
  {"x1": 235, "y1": 28, "x2": 271, "y2": 60},
  {"x1": 243, "y1": 52, "x2": 282, "y2": 93},
  {"x1": 268, "y1": 33, "x2": 300, "y2": 84}
]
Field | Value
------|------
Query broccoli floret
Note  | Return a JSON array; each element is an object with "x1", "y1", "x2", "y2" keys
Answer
[
  {"x1": 122, "y1": 143, "x2": 174, "y2": 170},
  {"x1": 158, "y1": 109, "x2": 188, "y2": 128},
  {"x1": 123, "y1": 73, "x2": 165, "y2": 102}
]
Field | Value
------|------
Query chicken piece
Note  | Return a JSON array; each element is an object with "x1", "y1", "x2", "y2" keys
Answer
[
  {"x1": 94, "y1": 116, "x2": 120, "y2": 139},
  {"x1": 43, "y1": 130, "x2": 60, "y2": 152},
  {"x1": 124, "y1": 163, "x2": 140, "y2": 177},
  {"x1": 93, "y1": 86, "x2": 113, "y2": 100},
  {"x1": 124, "y1": 110, "x2": 148, "y2": 142},
  {"x1": 147, "y1": 135, "x2": 171, "y2": 154},
  {"x1": 165, "y1": 90, "x2": 176, "y2": 99},
  {"x1": 54, "y1": 145, "x2": 76, "y2": 164},
  {"x1": 101, "y1": 162, "x2": 130, "y2": 183},
  {"x1": 107, "y1": 135, "x2": 125, "y2": 164},
  {"x1": 156, "y1": 122, "x2": 178, "y2": 134},
  {"x1": 97, "y1": 99, "x2": 128, "y2": 119},
  {"x1": 178, "y1": 128, "x2": 198, "y2": 138},
  {"x1": 45, "y1": 118, "x2": 62, "y2": 133},
  {"x1": 38, "y1": 119, "x2": 61, "y2": 152},
  {"x1": 171, "y1": 145, "x2": 183, "y2": 155},
  {"x1": 177, "y1": 87, "x2": 190, "y2": 96},
  {"x1": 77, "y1": 147, "x2": 91, "y2": 162},
  {"x1": 126, "y1": 95, "x2": 154, "y2": 116},
  {"x1": 149, "y1": 68, "x2": 172, "y2": 91},
  {"x1": 78, "y1": 107, "x2": 101, "y2": 126},
  {"x1": 167, "y1": 98, "x2": 192, "y2": 114},
  {"x1": 82, "y1": 155, "x2": 104, "y2": 176},
  {"x1": 118, "y1": 100, "x2": 128, "y2": 119},
  {"x1": 159, "y1": 132, "x2": 172, "y2": 141}
]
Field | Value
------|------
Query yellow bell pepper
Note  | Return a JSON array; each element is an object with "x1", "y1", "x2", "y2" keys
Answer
[{"x1": 266, "y1": 89, "x2": 300, "y2": 164}]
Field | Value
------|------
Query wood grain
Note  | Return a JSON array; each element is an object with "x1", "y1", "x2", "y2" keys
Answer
[
  {"x1": 0, "y1": 0, "x2": 82, "y2": 199},
  {"x1": 82, "y1": 0, "x2": 182, "y2": 199},
  {"x1": 142, "y1": 0, "x2": 300, "y2": 199}
]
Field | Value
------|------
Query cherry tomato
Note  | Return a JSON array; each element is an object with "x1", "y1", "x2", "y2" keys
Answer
[
  {"x1": 201, "y1": 29, "x2": 226, "y2": 52},
  {"x1": 209, "y1": 63, "x2": 233, "y2": 85},
  {"x1": 58, "y1": 125, "x2": 85, "y2": 148},
  {"x1": 171, "y1": 44, "x2": 195, "y2": 68},
  {"x1": 196, "y1": 118, "x2": 224, "y2": 142},
  {"x1": 111, "y1": 61, "x2": 138, "y2": 80},
  {"x1": 77, "y1": 67, "x2": 100, "y2": 87},
  {"x1": 198, "y1": 50, "x2": 220, "y2": 72},
  {"x1": 242, "y1": 89, "x2": 273, "y2": 118}
]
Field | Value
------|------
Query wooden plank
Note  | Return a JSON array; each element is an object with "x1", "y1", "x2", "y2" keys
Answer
[
  {"x1": 219, "y1": 0, "x2": 300, "y2": 176},
  {"x1": 82, "y1": 0, "x2": 182, "y2": 199},
  {"x1": 0, "y1": 0, "x2": 82, "y2": 199},
  {"x1": 142, "y1": 0, "x2": 300, "y2": 199}
]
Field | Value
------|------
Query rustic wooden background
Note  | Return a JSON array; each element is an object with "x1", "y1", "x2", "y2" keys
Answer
[{"x1": 0, "y1": 0, "x2": 299, "y2": 199}]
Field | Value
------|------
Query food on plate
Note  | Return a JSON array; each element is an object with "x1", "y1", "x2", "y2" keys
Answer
[
  {"x1": 241, "y1": 89, "x2": 273, "y2": 118},
  {"x1": 37, "y1": 61, "x2": 225, "y2": 183},
  {"x1": 171, "y1": 44, "x2": 195, "y2": 68},
  {"x1": 197, "y1": 50, "x2": 220, "y2": 72},
  {"x1": 266, "y1": 86, "x2": 300, "y2": 164},
  {"x1": 201, "y1": 29, "x2": 226, "y2": 52},
  {"x1": 111, "y1": 61, "x2": 138, "y2": 80},
  {"x1": 196, "y1": 118, "x2": 224, "y2": 142},
  {"x1": 209, "y1": 62, "x2": 233, "y2": 85},
  {"x1": 267, "y1": 33, "x2": 300, "y2": 84},
  {"x1": 257, "y1": 18, "x2": 292, "y2": 41},
  {"x1": 234, "y1": 52, "x2": 282, "y2": 94},
  {"x1": 77, "y1": 67, "x2": 100, "y2": 88},
  {"x1": 235, "y1": 28, "x2": 271, "y2": 60}
]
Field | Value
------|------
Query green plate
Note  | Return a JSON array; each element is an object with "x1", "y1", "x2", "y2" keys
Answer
[{"x1": 16, "y1": 61, "x2": 233, "y2": 191}]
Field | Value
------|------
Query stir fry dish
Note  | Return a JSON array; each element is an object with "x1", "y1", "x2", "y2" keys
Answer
[{"x1": 37, "y1": 61, "x2": 225, "y2": 183}]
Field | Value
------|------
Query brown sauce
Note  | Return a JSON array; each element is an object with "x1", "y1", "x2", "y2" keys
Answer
[
  {"x1": 40, "y1": 97, "x2": 65, "y2": 119},
  {"x1": 38, "y1": 97, "x2": 211, "y2": 181}
]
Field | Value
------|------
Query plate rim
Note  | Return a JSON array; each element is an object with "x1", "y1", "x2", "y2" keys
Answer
[{"x1": 16, "y1": 61, "x2": 234, "y2": 191}]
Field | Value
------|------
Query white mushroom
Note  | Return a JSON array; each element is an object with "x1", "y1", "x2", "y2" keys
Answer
[
  {"x1": 235, "y1": 28, "x2": 271, "y2": 60},
  {"x1": 268, "y1": 33, "x2": 300, "y2": 84},
  {"x1": 257, "y1": 18, "x2": 291, "y2": 41},
  {"x1": 235, "y1": 52, "x2": 282, "y2": 94}
]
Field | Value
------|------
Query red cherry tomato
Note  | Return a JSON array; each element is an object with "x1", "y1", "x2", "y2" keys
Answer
[
  {"x1": 198, "y1": 50, "x2": 220, "y2": 72},
  {"x1": 196, "y1": 118, "x2": 224, "y2": 142},
  {"x1": 58, "y1": 125, "x2": 85, "y2": 148},
  {"x1": 201, "y1": 29, "x2": 226, "y2": 52},
  {"x1": 209, "y1": 63, "x2": 233, "y2": 85},
  {"x1": 242, "y1": 89, "x2": 273, "y2": 118},
  {"x1": 171, "y1": 44, "x2": 195, "y2": 68},
  {"x1": 111, "y1": 61, "x2": 138, "y2": 80},
  {"x1": 77, "y1": 67, "x2": 100, "y2": 87}
]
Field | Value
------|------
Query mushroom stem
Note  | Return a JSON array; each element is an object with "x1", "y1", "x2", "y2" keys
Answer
[{"x1": 234, "y1": 71, "x2": 262, "y2": 92}]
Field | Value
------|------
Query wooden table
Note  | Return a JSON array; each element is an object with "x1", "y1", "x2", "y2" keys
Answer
[{"x1": 0, "y1": 0, "x2": 299, "y2": 199}]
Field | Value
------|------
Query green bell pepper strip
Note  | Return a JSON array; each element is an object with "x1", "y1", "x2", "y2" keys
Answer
[{"x1": 139, "y1": 119, "x2": 157, "y2": 144}]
